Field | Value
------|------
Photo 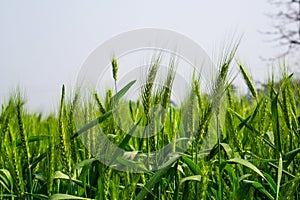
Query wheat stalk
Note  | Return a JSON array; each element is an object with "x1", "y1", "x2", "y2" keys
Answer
[{"x1": 58, "y1": 85, "x2": 69, "y2": 174}]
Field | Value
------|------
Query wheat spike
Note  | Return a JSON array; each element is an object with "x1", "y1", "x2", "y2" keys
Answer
[
  {"x1": 237, "y1": 61, "x2": 257, "y2": 99},
  {"x1": 112, "y1": 55, "x2": 118, "y2": 92}
]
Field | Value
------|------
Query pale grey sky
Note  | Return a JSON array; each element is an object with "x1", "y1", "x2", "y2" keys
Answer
[{"x1": 0, "y1": 0, "x2": 284, "y2": 113}]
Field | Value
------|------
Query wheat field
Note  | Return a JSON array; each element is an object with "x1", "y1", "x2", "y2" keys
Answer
[{"x1": 0, "y1": 51, "x2": 300, "y2": 200}]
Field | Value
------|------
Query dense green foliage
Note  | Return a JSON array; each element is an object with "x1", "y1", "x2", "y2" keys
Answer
[{"x1": 0, "y1": 54, "x2": 300, "y2": 199}]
